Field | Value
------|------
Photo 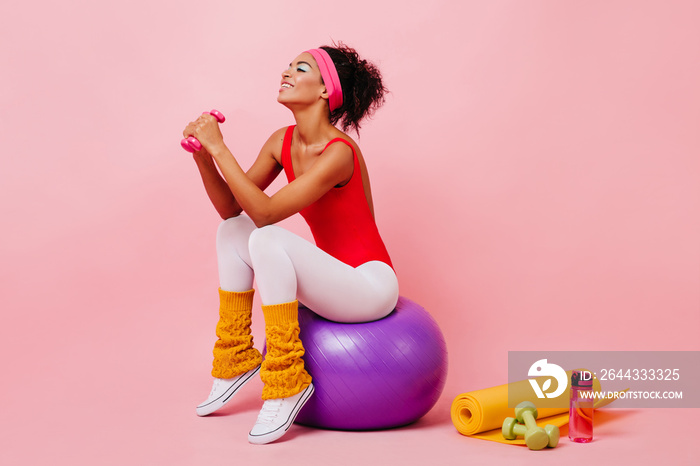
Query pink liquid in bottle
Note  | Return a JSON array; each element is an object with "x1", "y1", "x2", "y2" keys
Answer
[{"x1": 569, "y1": 370, "x2": 593, "y2": 443}]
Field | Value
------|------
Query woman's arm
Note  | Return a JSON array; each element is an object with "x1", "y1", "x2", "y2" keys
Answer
[
  {"x1": 192, "y1": 135, "x2": 283, "y2": 220},
  {"x1": 192, "y1": 151, "x2": 240, "y2": 219},
  {"x1": 184, "y1": 115, "x2": 353, "y2": 227},
  {"x1": 216, "y1": 142, "x2": 352, "y2": 227}
]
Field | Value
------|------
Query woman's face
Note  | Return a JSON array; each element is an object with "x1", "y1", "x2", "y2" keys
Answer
[{"x1": 277, "y1": 52, "x2": 327, "y2": 108}]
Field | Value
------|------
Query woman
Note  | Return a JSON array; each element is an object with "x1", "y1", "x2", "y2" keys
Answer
[{"x1": 182, "y1": 44, "x2": 398, "y2": 445}]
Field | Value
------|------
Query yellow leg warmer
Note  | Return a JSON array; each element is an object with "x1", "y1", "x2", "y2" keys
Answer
[
  {"x1": 211, "y1": 288, "x2": 263, "y2": 379},
  {"x1": 260, "y1": 300, "x2": 312, "y2": 400}
]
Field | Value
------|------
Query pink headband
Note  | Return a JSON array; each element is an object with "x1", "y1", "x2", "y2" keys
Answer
[{"x1": 305, "y1": 48, "x2": 343, "y2": 112}]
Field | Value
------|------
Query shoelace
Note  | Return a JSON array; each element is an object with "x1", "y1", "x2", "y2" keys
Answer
[
  {"x1": 208, "y1": 379, "x2": 221, "y2": 397},
  {"x1": 256, "y1": 399, "x2": 283, "y2": 425}
]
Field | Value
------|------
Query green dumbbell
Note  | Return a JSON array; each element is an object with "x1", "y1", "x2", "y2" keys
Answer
[{"x1": 502, "y1": 401, "x2": 560, "y2": 450}]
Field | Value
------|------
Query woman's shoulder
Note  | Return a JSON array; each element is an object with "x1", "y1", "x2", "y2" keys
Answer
[
  {"x1": 326, "y1": 128, "x2": 358, "y2": 150},
  {"x1": 327, "y1": 131, "x2": 365, "y2": 164},
  {"x1": 261, "y1": 126, "x2": 293, "y2": 160},
  {"x1": 268, "y1": 126, "x2": 293, "y2": 145}
]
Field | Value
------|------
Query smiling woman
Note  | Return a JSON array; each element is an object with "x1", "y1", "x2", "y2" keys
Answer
[{"x1": 181, "y1": 43, "x2": 395, "y2": 445}]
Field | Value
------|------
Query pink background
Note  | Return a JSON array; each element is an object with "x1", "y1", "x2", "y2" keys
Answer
[{"x1": 2, "y1": 1, "x2": 698, "y2": 464}]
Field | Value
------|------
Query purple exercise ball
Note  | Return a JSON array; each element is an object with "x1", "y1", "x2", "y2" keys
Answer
[{"x1": 294, "y1": 296, "x2": 448, "y2": 430}]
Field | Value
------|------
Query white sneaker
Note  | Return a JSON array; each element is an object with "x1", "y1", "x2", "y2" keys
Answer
[
  {"x1": 196, "y1": 366, "x2": 260, "y2": 416},
  {"x1": 248, "y1": 383, "x2": 315, "y2": 445}
]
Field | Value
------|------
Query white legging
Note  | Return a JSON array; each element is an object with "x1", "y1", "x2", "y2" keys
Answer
[{"x1": 216, "y1": 215, "x2": 399, "y2": 323}]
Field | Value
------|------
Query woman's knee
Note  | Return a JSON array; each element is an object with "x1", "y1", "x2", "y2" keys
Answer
[
  {"x1": 217, "y1": 215, "x2": 255, "y2": 244},
  {"x1": 216, "y1": 216, "x2": 257, "y2": 264},
  {"x1": 248, "y1": 224, "x2": 286, "y2": 256}
]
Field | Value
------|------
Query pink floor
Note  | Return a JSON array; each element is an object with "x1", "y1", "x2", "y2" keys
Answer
[
  {"x1": 2, "y1": 287, "x2": 695, "y2": 466},
  {"x1": 4, "y1": 380, "x2": 695, "y2": 465}
]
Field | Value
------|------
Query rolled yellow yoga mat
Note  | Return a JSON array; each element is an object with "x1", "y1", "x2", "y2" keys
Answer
[{"x1": 451, "y1": 371, "x2": 614, "y2": 444}]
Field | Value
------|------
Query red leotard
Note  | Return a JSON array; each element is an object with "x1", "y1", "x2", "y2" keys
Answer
[{"x1": 281, "y1": 126, "x2": 393, "y2": 269}]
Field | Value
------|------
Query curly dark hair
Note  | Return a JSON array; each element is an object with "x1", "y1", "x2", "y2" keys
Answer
[{"x1": 319, "y1": 43, "x2": 388, "y2": 134}]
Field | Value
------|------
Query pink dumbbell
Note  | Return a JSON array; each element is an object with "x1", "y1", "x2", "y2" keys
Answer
[{"x1": 181, "y1": 110, "x2": 226, "y2": 152}]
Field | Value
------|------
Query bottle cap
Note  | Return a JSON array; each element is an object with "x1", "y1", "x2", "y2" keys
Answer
[{"x1": 571, "y1": 370, "x2": 594, "y2": 388}]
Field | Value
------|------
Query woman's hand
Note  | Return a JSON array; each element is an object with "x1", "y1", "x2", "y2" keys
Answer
[{"x1": 183, "y1": 113, "x2": 226, "y2": 156}]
